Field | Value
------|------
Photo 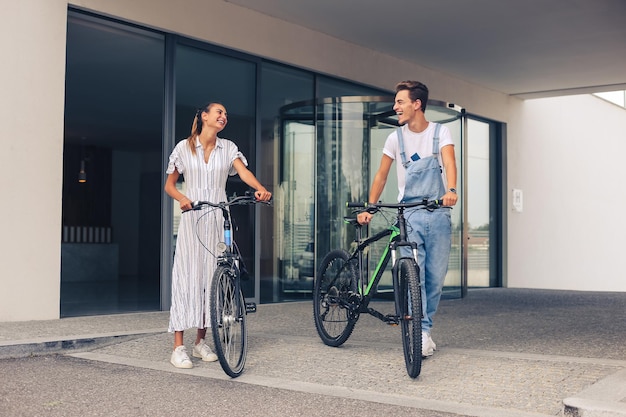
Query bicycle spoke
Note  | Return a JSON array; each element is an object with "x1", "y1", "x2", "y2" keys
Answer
[
  {"x1": 313, "y1": 250, "x2": 358, "y2": 347},
  {"x1": 211, "y1": 267, "x2": 247, "y2": 377}
]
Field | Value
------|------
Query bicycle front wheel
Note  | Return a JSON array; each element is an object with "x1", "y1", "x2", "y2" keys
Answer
[
  {"x1": 313, "y1": 249, "x2": 359, "y2": 347},
  {"x1": 395, "y1": 257, "x2": 422, "y2": 378},
  {"x1": 210, "y1": 266, "x2": 247, "y2": 378}
]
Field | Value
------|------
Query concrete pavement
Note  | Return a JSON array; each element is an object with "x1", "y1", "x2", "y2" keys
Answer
[{"x1": 1, "y1": 288, "x2": 625, "y2": 417}]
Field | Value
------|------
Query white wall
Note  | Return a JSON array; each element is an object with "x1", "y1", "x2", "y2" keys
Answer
[
  {"x1": 507, "y1": 95, "x2": 626, "y2": 291},
  {"x1": 0, "y1": 0, "x2": 67, "y2": 321},
  {"x1": 2, "y1": 0, "x2": 623, "y2": 321}
]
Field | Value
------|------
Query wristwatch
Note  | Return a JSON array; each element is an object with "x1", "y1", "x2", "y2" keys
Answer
[{"x1": 448, "y1": 188, "x2": 457, "y2": 194}]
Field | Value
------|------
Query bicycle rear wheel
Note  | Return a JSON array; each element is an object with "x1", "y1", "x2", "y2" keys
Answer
[
  {"x1": 313, "y1": 249, "x2": 359, "y2": 347},
  {"x1": 210, "y1": 266, "x2": 247, "y2": 378},
  {"x1": 395, "y1": 257, "x2": 422, "y2": 378}
]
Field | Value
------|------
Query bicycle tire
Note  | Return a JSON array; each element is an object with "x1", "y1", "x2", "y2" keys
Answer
[
  {"x1": 313, "y1": 249, "x2": 359, "y2": 347},
  {"x1": 210, "y1": 265, "x2": 247, "y2": 378},
  {"x1": 395, "y1": 257, "x2": 422, "y2": 378}
]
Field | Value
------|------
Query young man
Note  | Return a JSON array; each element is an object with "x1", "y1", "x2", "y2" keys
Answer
[{"x1": 357, "y1": 80, "x2": 458, "y2": 357}]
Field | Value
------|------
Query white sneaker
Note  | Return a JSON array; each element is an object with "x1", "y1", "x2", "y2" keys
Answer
[
  {"x1": 421, "y1": 332, "x2": 435, "y2": 358},
  {"x1": 170, "y1": 345, "x2": 193, "y2": 369},
  {"x1": 193, "y1": 338, "x2": 218, "y2": 362}
]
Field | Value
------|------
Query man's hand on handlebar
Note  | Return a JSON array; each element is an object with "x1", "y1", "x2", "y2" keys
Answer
[
  {"x1": 441, "y1": 190, "x2": 458, "y2": 207},
  {"x1": 357, "y1": 211, "x2": 373, "y2": 225},
  {"x1": 356, "y1": 204, "x2": 378, "y2": 225}
]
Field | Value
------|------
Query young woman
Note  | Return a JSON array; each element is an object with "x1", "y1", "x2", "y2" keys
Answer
[{"x1": 164, "y1": 102, "x2": 271, "y2": 368}]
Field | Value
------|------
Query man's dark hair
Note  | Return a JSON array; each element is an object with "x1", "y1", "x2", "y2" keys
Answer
[{"x1": 395, "y1": 80, "x2": 429, "y2": 112}]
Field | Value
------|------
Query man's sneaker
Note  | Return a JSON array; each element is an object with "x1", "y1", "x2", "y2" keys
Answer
[
  {"x1": 421, "y1": 332, "x2": 435, "y2": 358},
  {"x1": 193, "y1": 338, "x2": 218, "y2": 362},
  {"x1": 170, "y1": 345, "x2": 193, "y2": 369}
]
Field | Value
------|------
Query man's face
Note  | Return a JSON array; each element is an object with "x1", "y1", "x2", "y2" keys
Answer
[{"x1": 393, "y1": 90, "x2": 420, "y2": 125}]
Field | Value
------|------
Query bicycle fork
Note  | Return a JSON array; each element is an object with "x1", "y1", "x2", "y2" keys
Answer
[
  {"x1": 390, "y1": 242, "x2": 421, "y2": 326},
  {"x1": 218, "y1": 258, "x2": 257, "y2": 317},
  {"x1": 232, "y1": 270, "x2": 257, "y2": 314},
  {"x1": 220, "y1": 207, "x2": 256, "y2": 316}
]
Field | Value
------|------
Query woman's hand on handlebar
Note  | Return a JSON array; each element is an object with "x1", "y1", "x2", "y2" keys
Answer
[
  {"x1": 179, "y1": 197, "x2": 193, "y2": 211},
  {"x1": 254, "y1": 189, "x2": 272, "y2": 202}
]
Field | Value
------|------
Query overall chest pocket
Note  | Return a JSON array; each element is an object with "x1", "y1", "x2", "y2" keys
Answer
[{"x1": 402, "y1": 156, "x2": 444, "y2": 203}]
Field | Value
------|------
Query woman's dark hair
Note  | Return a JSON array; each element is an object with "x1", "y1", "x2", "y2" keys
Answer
[
  {"x1": 186, "y1": 102, "x2": 223, "y2": 154},
  {"x1": 395, "y1": 81, "x2": 429, "y2": 112}
]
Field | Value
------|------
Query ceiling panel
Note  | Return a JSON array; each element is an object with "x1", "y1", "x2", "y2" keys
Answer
[{"x1": 227, "y1": 0, "x2": 626, "y2": 98}]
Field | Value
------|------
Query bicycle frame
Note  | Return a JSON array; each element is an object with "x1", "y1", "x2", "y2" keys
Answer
[
  {"x1": 188, "y1": 195, "x2": 265, "y2": 314},
  {"x1": 216, "y1": 205, "x2": 245, "y2": 316},
  {"x1": 348, "y1": 205, "x2": 419, "y2": 302},
  {"x1": 188, "y1": 193, "x2": 270, "y2": 377},
  {"x1": 314, "y1": 198, "x2": 442, "y2": 378},
  {"x1": 350, "y1": 224, "x2": 397, "y2": 297}
]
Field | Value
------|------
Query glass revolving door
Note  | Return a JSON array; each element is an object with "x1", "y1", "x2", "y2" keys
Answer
[{"x1": 277, "y1": 96, "x2": 465, "y2": 299}]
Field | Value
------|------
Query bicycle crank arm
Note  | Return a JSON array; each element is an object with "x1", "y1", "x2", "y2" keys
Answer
[
  {"x1": 366, "y1": 308, "x2": 398, "y2": 325},
  {"x1": 385, "y1": 314, "x2": 401, "y2": 325}
]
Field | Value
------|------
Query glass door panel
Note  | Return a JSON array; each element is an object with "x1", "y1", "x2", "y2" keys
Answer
[
  {"x1": 467, "y1": 119, "x2": 491, "y2": 287},
  {"x1": 372, "y1": 102, "x2": 464, "y2": 297},
  {"x1": 278, "y1": 119, "x2": 315, "y2": 296},
  {"x1": 278, "y1": 96, "x2": 465, "y2": 300},
  {"x1": 364, "y1": 117, "x2": 397, "y2": 291},
  {"x1": 62, "y1": 13, "x2": 165, "y2": 316},
  {"x1": 426, "y1": 109, "x2": 463, "y2": 298},
  {"x1": 173, "y1": 44, "x2": 256, "y2": 298}
]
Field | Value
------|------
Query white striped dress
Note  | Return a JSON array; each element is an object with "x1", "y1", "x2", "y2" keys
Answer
[{"x1": 166, "y1": 136, "x2": 247, "y2": 332}]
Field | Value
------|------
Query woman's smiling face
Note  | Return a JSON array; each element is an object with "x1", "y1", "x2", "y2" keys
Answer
[{"x1": 203, "y1": 104, "x2": 228, "y2": 131}]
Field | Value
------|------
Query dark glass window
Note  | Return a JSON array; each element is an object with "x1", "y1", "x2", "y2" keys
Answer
[
  {"x1": 260, "y1": 63, "x2": 315, "y2": 302},
  {"x1": 64, "y1": 10, "x2": 496, "y2": 314},
  {"x1": 317, "y1": 75, "x2": 388, "y2": 98},
  {"x1": 172, "y1": 43, "x2": 257, "y2": 298},
  {"x1": 62, "y1": 13, "x2": 165, "y2": 316}
]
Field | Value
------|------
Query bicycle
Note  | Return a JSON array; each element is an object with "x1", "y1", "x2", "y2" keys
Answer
[
  {"x1": 313, "y1": 198, "x2": 444, "y2": 378},
  {"x1": 187, "y1": 192, "x2": 271, "y2": 377}
]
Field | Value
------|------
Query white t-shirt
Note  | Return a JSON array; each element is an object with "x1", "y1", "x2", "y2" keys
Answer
[{"x1": 383, "y1": 122, "x2": 454, "y2": 202}]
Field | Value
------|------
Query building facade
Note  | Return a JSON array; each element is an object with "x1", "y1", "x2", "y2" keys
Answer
[{"x1": 2, "y1": 0, "x2": 625, "y2": 321}]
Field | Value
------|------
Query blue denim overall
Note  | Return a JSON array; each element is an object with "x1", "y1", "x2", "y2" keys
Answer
[{"x1": 397, "y1": 124, "x2": 452, "y2": 334}]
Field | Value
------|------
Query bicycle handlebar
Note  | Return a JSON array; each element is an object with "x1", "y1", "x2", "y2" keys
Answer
[
  {"x1": 184, "y1": 192, "x2": 272, "y2": 213},
  {"x1": 347, "y1": 198, "x2": 444, "y2": 214}
]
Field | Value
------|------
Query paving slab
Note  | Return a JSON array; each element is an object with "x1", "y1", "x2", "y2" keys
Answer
[{"x1": 1, "y1": 289, "x2": 624, "y2": 417}]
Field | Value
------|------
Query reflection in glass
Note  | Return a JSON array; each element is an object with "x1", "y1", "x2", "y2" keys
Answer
[
  {"x1": 278, "y1": 97, "x2": 465, "y2": 300},
  {"x1": 173, "y1": 44, "x2": 256, "y2": 299},
  {"x1": 279, "y1": 120, "x2": 315, "y2": 294},
  {"x1": 467, "y1": 119, "x2": 491, "y2": 287},
  {"x1": 259, "y1": 63, "x2": 314, "y2": 302}
]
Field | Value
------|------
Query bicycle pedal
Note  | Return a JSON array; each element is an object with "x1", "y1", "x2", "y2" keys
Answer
[
  {"x1": 245, "y1": 302, "x2": 257, "y2": 313},
  {"x1": 384, "y1": 314, "x2": 400, "y2": 325}
]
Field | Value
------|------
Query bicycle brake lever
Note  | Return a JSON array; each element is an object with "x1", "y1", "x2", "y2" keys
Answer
[{"x1": 425, "y1": 200, "x2": 443, "y2": 211}]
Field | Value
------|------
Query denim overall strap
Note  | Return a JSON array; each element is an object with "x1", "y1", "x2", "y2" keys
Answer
[
  {"x1": 432, "y1": 123, "x2": 441, "y2": 156},
  {"x1": 397, "y1": 123, "x2": 441, "y2": 166},
  {"x1": 397, "y1": 127, "x2": 410, "y2": 168},
  {"x1": 399, "y1": 123, "x2": 446, "y2": 203}
]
